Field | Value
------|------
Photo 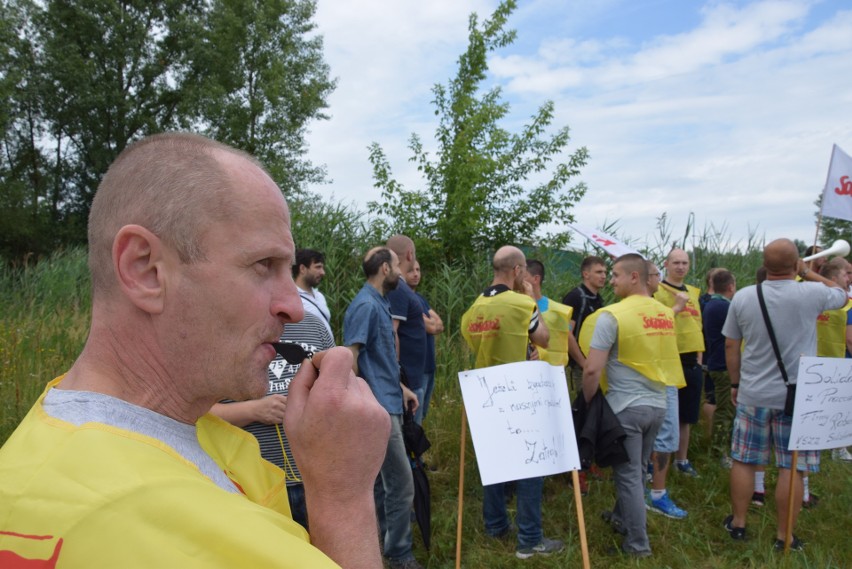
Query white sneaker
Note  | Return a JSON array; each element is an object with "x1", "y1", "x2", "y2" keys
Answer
[{"x1": 832, "y1": 447, "x2": 852, "y2": 462}]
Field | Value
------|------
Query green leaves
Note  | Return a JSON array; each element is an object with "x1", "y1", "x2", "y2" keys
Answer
[
  {"x1": 367, "y1": 0, "x2": 588, "y2": 265},
  {"x1": 0, "y1": 0, "x2": 334, "y2": 262}
]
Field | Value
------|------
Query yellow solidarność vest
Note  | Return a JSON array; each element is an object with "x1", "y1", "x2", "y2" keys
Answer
[
  {"x1": 538, "y1": 299, "x2": 573, "y2": 367},
  {"x1": 816, "y1": 299, "x2": 852, "y2": 357},
  {"x1": 653, "y1": 282, "x2": 705, "y2": 353},
  {"x1": 579, "y1": 295, "x2": 686, "y2": 392},
  {"x1": 462, "y1": 290, "x2": 536, "y2": 368},
  {"x1": 0, "y1": 376, "x2": 338, "y2": 569}
]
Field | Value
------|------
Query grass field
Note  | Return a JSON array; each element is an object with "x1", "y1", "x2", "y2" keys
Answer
[{"x1": 1, "y1": 246, "x2": 850, "y2": 569}]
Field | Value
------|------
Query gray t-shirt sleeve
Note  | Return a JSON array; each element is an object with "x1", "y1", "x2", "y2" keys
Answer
[
  {"x1": 722, "y1": 298, "x2": 742, "y2": 340},
  {"x1": 590, "y1": 311, "x2": 617, "y2": 352}
]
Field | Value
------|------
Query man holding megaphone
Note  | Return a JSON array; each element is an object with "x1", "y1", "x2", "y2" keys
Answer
[{"x1": 721, "y1": 238, "x2": 847, "y2": 552}]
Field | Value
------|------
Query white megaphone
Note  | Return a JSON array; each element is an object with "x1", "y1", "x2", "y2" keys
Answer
[{"x1": 802, "y1": 239, "x2": 851, "y2": 262}]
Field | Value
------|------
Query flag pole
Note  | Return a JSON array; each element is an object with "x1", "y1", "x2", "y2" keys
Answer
[{"x1": 810, "y1": 212, "x2": 823, "y2": 271}]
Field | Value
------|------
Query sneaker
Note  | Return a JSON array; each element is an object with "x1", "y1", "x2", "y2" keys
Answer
[
  {"x1": 675, "y1": 460, "x2": 699, "y2": 477},
  {"x1": 773, "y1": 535, "x2": 804, "y2": 552},
  {"x1": 751, "y1": 492, "x2": 765, "y2": 507},
  {"x1": 601, "y1": 510, "x2": 627, "y2": 536},
  {"x1": 723, "y1": 514, "x2": 747, "y2": 541},
  {"x1": 647, "y1": 491, "x2": 688, "y2": 519},
  {"x1": 802, "y1": 493, "x2": 820, "y2": 509},
  {"x1": 515, "y1": 537, "x2": 564, "y2": 559},
  {"x1": 388, "y1": 558, "x2": 425, "y2": 569},
  {"x1": 832, "y1": 447, "x2": 852, "y2": 462}
]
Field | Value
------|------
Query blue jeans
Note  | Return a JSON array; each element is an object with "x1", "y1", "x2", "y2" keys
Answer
[
  {"x1": 287, "y1": 483, "x2": 308, "y2": 530},
  {"x1": 414, "y1": 371, "x2": 435, "y2": 424},
  {"x1": 611, "y1": 405, "x2": 665, "y2": 554},
  {"x1": 374, "y1": 414, "x2": 415, "y2": 562},
  {"x1": 483, "y1": 476, "x2": 544, "y2": 548}
]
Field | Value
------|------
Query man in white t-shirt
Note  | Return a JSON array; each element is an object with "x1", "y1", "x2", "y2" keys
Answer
[{"x1": 294, "y1": 249, "x2": 333, "y2": 339}]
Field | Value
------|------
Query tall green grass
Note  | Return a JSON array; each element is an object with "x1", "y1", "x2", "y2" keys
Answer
[
  {"x1": 0, "y1": 247, "x2": 91, "y2": 438},
  {"x1": 2, "y1": 219, "x2": 850, "y2": 568}
]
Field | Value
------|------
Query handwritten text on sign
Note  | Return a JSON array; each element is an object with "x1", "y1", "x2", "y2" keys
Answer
[
  {"x1": 458, "y1": 360, "x2": 580, "y2": 486},
  {"x1": 789, "y1": 357, "x2": 852, "y2": 450}
]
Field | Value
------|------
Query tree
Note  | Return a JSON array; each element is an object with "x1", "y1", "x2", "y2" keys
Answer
[
  {"x1": 367, "y1": 0, "x2": 588, "y2": 264},
  {"x1": 190, "y1": 0, "x2": 335, "y2": 195},
  {"x1": 0, "y1": 0, "x2": 335, "y2": 261}
]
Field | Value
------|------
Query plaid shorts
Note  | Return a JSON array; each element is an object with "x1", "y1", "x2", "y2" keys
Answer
[{"x1": 730, "y1": 404, "x2": 821, "y2": 473}]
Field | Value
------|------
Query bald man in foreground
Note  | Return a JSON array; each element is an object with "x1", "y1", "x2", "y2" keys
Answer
[
  {"x1": 722, "y1": 238, "x2": 846, "y2": 551},
  {"x1": 0, "y1": 133, "x2": 390, "y2": 568}
]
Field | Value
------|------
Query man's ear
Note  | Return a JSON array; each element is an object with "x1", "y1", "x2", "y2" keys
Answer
[{"x1": 113, "y1": 225, "x2": 168, "y2": 315}]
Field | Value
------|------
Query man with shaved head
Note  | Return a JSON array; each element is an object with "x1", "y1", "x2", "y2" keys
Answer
[
  {"x1": 461, "y1": 245, "x2": 562, "y2": 560},
  {"x1": 581, "y1": 254, "x2": 684, "y2": 557},
  {"x1": 385, "y1": 235, "x2": 428, "y2": 425},
  {"x1": 654, "y1": 248, "x2": 704, "y2": 478},
  {"x1": 0, "y1": 133, "x2": 390, "y2": 568},
  {"x1": 722, "y1": 238, "x2": 846, "y2": 551},
  {"x1": 343, "y1": 246, "x2": 422, "y2": 569}
]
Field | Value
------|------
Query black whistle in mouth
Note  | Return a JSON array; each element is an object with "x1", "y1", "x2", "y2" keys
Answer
[{"x1": 272, "y1": 341, "x2": 315, "y2": 364}]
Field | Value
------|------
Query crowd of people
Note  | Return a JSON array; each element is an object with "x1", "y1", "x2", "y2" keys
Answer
[{"x1": 0, "y1": 132, "x2": 849, "y2": 567}]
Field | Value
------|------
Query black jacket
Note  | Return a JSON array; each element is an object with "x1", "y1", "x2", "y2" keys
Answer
[{"x1": 571, "y1": 389, "x2": 628, "y2": 469}]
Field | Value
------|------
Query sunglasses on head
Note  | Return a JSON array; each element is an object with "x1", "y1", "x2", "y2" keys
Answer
[{"x1": 272, "y1": 341, "x2": 316, "y2": 364}]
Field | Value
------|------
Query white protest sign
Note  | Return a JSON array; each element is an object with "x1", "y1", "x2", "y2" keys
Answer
[
  {"x1": 567, "y1": 224, "x2": 641, "y2": 259},
  {"x1": 789, "y1": 356, "x2": 852, "y2": 450},
  {"x1": 458, "y1": 360, "x2": 580, "y2": 486}
]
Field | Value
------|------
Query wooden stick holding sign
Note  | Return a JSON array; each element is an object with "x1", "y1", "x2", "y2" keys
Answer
[
  {"x1": 457, "y1": 361, "x2": 585, "y2": 565},
  {"x1": 455, "y1": 402, "x2": 467, "y2": 569},
  {"x1": 570, "y1": 470, "x2": 591, "y2": 569}
]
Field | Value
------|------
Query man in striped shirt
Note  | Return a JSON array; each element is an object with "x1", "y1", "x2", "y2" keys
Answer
[{"x1": 213, "y1": 312, "x2": 335, "y2": 529}]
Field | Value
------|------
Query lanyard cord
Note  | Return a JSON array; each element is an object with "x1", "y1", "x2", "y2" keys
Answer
[{"x1": 275, "y1": 424, "x2": 302, "y2": 483}]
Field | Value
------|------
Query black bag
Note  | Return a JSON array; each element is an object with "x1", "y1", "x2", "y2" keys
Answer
[{"x1": 784, "y1": 384, "x2": 797, "y2": 417}]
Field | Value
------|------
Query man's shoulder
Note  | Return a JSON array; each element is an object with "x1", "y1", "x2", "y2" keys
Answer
[{"x1": 346, "y1": 285, "x2": 382, "y2": 312}]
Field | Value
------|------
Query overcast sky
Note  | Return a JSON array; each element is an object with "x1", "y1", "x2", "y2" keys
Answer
[{"x1": 304, "y1": 0, "x2": 852, "y2": 252}]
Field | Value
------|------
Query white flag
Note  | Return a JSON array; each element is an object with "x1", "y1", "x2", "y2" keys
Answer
[
  {"x1": 567, "y1": 224, "x2": 641, "y2": 258},
  {"x1": 820, "y1": 144, "x2": 852, "y2": 222}
]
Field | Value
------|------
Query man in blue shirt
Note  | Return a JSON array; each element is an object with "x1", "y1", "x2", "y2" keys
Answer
[
  {"x1": 344, "y1": 247, "x2": 422, "y2": 569},
  {"x1": 386, "y1": 235, "x2": 428, "y2": 411},
  {"x1": 703, "y1": 269, "x2": 736, "y2": 462}
]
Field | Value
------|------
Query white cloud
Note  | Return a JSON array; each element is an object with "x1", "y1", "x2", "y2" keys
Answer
[{"x1": 304, "y1": 0, "x2": 852, "y2": 249}]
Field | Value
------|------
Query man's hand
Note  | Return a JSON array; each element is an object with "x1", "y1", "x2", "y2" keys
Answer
[
  {"x1": 250, "y1": 395, "x2": 287, "y2": 424},
  {"x1": 209, "y1": 395, "x2": 287, "y2": 428},
  {"x1": 402, "y1": 383, "x2": 419, "y2": 414},
  {"x1": 672, "y1": 291, "x2": 690, "y2": 314},
  {"x1": 423, "y1": 309, "x2": 444, "y2": 335},
  {"x1": 285, "y1": 347, "x2": 389, "y2": 568},
  {"x1": 529, "y1": 345, "x2": 540, "y2": 361}
]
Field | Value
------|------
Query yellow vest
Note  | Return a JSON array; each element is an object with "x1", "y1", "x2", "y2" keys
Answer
[
  {"x1": 654, "y1": 283, "x2": 705, "y2": 353},
  {"x1": 538, "y1": 298, "x2": 573, "y2": 367},
  {"x1": 462, "y1": 290, "x2": 535, "y2": 368},
  {"x1": 579, "y1": 295, "x2": 685, "y2": 391},
  {"x1": 816, "y1": 299, "x2": 852, "y2": 357},
  {"x1": 0, "y1": 377, "x2": 338, "y2": 568}
]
